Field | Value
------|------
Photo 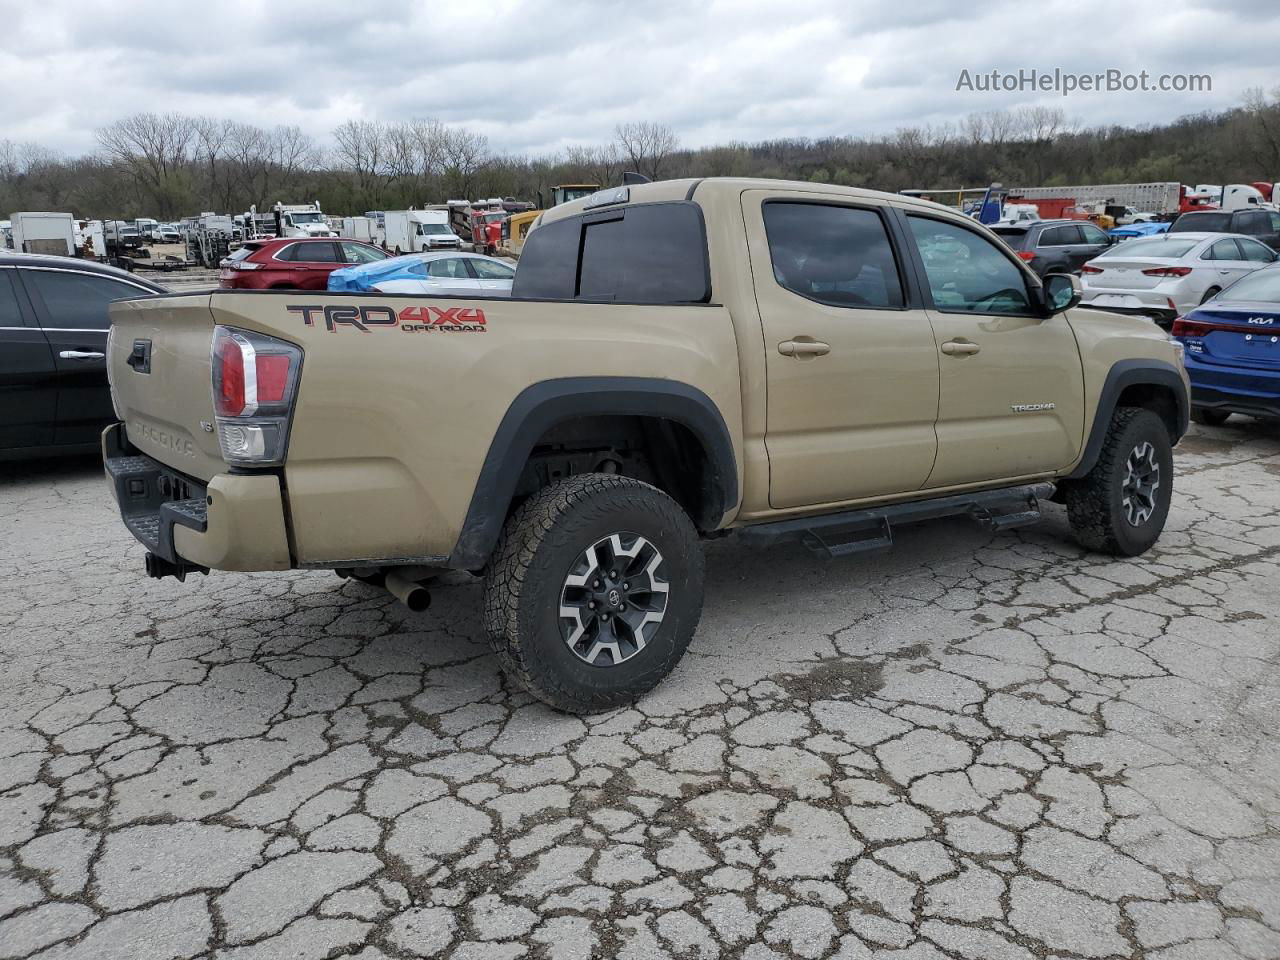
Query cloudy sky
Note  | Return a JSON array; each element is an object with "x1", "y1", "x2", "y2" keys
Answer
[{"x1": 3, "y1": 0, "x2": 1278, "y2": 158}]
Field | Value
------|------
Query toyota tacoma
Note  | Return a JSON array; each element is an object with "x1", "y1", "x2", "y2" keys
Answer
[{"x1": 103, "y1": 178, "x2": 1189, "y2": 712}]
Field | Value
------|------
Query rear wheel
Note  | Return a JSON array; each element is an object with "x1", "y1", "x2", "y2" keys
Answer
[
  {"x1": 1200, "y1": 286, "x2": 1220, "y2": 304},
  {"x1": 1191, "y1": 407, "x2": 1230, "y2": 427},
  {"x1": 483, "y1": 474, "x2": 704, "y2": 713},
  {"x1": 1063, "y1": 408, "x2": 1173, "y2": 556}
]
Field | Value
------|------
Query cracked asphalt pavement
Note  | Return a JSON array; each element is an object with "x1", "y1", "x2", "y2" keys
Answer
[{"x1": 2, "y1": 422, "x2": 1279, "y2": 960}]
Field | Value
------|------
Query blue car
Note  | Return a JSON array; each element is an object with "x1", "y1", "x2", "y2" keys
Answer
[
  {"x1": 1108, "y1": 221, "x2": 1170, "y2": 241},
  {"x1": 1172, "y1": 265, "x2": 1280, "y2": 425}
]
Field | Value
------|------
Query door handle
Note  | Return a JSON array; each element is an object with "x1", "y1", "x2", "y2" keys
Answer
[
  {"x1": 778, "y1": 339, "x2": 831, "y2": 357},
  {"x1": 59, "y1": 350, "x2": 105, "y2": 361},
  {"x1": 940, "y1": 340, "x2": 981, "y2": 356}
]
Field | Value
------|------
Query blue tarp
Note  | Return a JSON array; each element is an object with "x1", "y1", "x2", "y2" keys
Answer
[
  {"x1": 1108, "y1": 221, "x2": 1171, "y2": 239},
  {"x1": 328, "y1": 254, "x2": 428, "y2": 292}
]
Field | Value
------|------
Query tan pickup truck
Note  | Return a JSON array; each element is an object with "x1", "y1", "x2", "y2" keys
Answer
[{"x1": 104, "y1": 177, "x2": 1189, "y2": 712}]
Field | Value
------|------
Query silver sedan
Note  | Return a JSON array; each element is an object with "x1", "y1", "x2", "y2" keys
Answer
[
  {"x1": 1079, "y1": 232, "x2": 1277, "y2": 326},
  {"x1": 356, "y1": 252, "x2": 515, "y2": 296}
]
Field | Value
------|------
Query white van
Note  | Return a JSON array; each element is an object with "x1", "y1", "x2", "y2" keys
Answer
[{"x1": 383, "y1": 209, "x2": 462, "y2": 254}]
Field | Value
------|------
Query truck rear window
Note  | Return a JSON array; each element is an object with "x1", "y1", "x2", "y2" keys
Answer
[{"x1": 513, "y1": 201, "x2": 710, "y2": 303}]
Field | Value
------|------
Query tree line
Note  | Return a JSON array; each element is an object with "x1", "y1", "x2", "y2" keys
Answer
[{"x1": 3, "y1": 91, "x2": 1279, "y2": 222}]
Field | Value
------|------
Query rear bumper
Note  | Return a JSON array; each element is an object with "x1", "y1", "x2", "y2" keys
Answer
[
  {"x1": 103, "y1": 422, "x2": 292, "y2": 572},
  {"x1": 1080, "y1": 288, "x2": 1187, "y2": 326},
  {"x1": 1185, "y1": 356, "x2": 1280, "y2": 419}
]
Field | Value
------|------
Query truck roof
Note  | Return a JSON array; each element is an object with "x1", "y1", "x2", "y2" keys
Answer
[{"x1": 537, "y1": 177, "x2": 958, "y2": 226}]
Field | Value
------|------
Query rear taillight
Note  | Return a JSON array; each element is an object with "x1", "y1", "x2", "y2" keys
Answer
[
  {"x1": 1016, "y1": 251, "x2": 1036, "y2": 262},
  {"x1": 1171, "y1": 317, "x2": 1211, "y2": 337},
  {"x1": 1141, "y1": 266, "x2": 1192, "y2": 278},
  {"x1": 1080, "y1": 264, "x2": 1103, "y2": 274},
  {"x1": 211, "y1": 326, "x2": 302, "y2": 466},
  {"x1": 230, "y1": 260, "x2": 262, "y2": 271}
]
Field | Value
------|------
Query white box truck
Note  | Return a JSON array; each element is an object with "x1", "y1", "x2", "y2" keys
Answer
[
  {"x1": 272, "y1": 201, "x2": 335, "y2": 238},
  {"x1": 10, "y1": 212, "x2": 75, "y2": 256},
  {"x1": 383, "y1": 209, "x2": 462, "y2": 254},
  {"x1": 340, "y1": 216, "x2": 377, "y2": 244}
]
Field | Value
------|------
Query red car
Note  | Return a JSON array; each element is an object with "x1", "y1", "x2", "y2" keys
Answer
[{"x1": 219, "y1": 237, "x2": 389, "y2": 290}]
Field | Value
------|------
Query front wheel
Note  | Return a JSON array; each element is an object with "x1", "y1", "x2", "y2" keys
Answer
[
  {"x1": 483, "y1": 474, "x2": 704, "y2": 713},
  {"x1": 1062, "y1": 408, "x2": 1173, "y2": 556}
]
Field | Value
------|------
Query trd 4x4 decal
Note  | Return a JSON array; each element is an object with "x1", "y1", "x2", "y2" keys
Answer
[{"x1": 287, "y1": 304, "x2": 487, "y2": 333}]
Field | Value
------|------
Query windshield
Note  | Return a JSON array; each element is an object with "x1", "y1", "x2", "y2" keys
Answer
[
  {"x1": 1171, "y1": 213, "x2": 1230, "y2": 233},
  {"x1": 289, "y1": 212, "x2": 324, "y2": 224},
  {"x1": 1099, "y1": 237, "x2": 1198, "y2": 259},
  {"x1": 1218, "y1": 267, "x2": 1280, "y2": 303},
  {"x1": 419, "y1": 223, "x2": 451, "y2": 235}
]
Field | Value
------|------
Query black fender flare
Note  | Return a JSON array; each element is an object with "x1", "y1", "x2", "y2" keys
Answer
[
  {"x1": 1066, "y1": 358, "x2": 1189, "y2": 480},
  {"x1": 447, "y1": 377, "x2": 739, "y2": 569}
]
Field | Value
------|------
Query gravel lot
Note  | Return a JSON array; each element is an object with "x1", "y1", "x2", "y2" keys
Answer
[{"x1": 2, "y1": 421, "x2": 1279, "y2": 960}]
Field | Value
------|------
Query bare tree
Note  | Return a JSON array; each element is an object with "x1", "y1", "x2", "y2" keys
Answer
[
  {"x1": 1239, "y1": 87, "x2": 1280, "y2": 175},
  {"x1": 332, "y1": 119, "x2": 389, "y2": 206},
  {"x1": 614, "y1": 121, "x2": 679, "y2": 180},
  {"x1": 96, "y1": 112, "x2": 196, "y2": 216},
  {"x1": 441, "y1": 128, "x2": 489, "y2": 199},
  {"x1": 565, "y1": 142, "x2": 625, "y2": 187}
]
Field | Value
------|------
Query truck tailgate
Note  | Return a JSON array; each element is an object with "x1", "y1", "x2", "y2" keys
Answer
[{"x1": 108, "y1": 294, "x2": 226, "y2": 481}]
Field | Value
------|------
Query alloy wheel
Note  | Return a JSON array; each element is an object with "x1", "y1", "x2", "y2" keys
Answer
[
  {"x1": 1121, "y1": 441, "x2": 1160, "y2": 527},
  {"x1": 558, "y1": 532, "x2": 669, "y2": 667}
]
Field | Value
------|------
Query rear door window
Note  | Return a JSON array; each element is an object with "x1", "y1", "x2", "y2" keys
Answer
[
  {"x1": 761, "y1": 202, "x2": 904, "y2": 309},
  {"x1": 426, "y1": 257, "x2": 471, "y2": 279},
  {"x1": 280, "y1": 242, "x2": 338, "y2": 263},
  {"x1": 1204, "y1": 239, "x2": 1243, "y2": 261},
  {"x1": 513, "y1": 201, "x2": 709, "y2": 303},
  {"x1": 1039, "y1": 225, "x2": 1081, "y2": 246},
  {"x1": 469, "y1": 258, "x2": 515, "y2": 280}
]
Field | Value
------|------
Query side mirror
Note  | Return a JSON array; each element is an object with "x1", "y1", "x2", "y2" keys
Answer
[{"x1": 1043, "y1": 273, "x2": 1082, "y2": 314}]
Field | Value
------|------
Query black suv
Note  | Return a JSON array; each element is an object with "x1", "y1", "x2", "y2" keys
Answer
[
  {"x1": 1, "y1": 254, "x2": 164, "y2": 460},
  {"x1": 1169, "y1": 208, "x2": 1280, "y2": 252},
  {"x1": 991, "y1": 219, "x2": 1114, "y2": 277}
]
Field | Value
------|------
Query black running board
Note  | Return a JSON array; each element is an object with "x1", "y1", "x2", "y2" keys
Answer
[{"x1": 736, "y1": 482, "x2": 1055, "y2": 559}]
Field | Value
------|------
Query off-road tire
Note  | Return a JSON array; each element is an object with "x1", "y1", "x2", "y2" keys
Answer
[
  {"x1": 483, "y1": 474, "x2": 704, "y2": 713},
  {"x1": 1191, "y1": 407, "x2": 1230, "y2": 427},
  {"x1": 1063, "y1": 407, "x2": 1173, "y2": 556}
]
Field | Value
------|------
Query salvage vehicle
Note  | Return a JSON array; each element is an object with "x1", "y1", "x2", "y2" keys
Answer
[
  {"x1": 992, "y1": 218, "x2": 1114, "y2": 277},
  {"x1": 1079, "y1": 232, "x2": 1277, "y2": 326},
  {"x1": 1, "y1": 253, "x2": 163, "y2": 459},
  {"x1": 101, "y1": 177, "x2": 1189, "y2": 712},
  {"x1": 1171, "y1": 265, "x2": 1280, "y2": 425},
  {"x1": 328, "y1": 252, "x2": 514, "y2": 295},
  {"x1": 219, "y1": 237, "x2": 388, "y2": 290}
]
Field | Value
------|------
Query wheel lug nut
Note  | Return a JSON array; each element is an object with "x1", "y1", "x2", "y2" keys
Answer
[
  {"x1": 592, "y1": 579, "x2": 601, "y2": 588},
  {"x1": 602, "y1": 613, "x2": 610, "y2": 621},
  {"x1": 609, "y1": 570, "x2": 617, "y2": 578},
  {"x1": 588, "y1": 601, "x2": 596, "y2": 609},
  {"x1": 622, "y1": 582, "x2": 629, "y2": 590}
]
